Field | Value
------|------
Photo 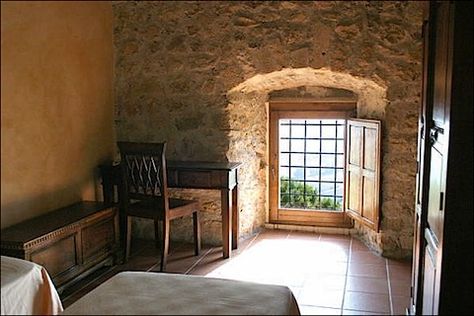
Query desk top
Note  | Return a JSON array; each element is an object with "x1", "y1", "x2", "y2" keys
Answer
[{"x1": 167, "y1": 161, "x2": 241, "y2": 171}]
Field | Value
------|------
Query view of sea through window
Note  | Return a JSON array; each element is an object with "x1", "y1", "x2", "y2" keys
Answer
[{"x1": 279, "y1": 119, "x2": 345, "y2": 211}]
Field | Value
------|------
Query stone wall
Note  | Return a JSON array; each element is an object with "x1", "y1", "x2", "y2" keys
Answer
[{"x1": 113, "y1": 1, "x2": 423, "y2": 258}]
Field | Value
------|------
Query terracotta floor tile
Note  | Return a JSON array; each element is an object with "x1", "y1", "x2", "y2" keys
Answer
[
  {"x1": 388, "y1": 263, "x2": 412, "y2": 283},
  {"x1": 187, "y1": 247, "x2": 229, "y2": 276},
  {"x1": 314, "y1": 241, "x2": 350, "y2": 263},
  {"x1": 348, "y1": 262, "x2": 387, "y2": 278},
  {"x1": 390, "y1": 279, "x2": 411, "y2": 297},
  {"x1": 303, "y1": 274, "x2": 346, "y2": 291},
  {"x1": 392, "y1": 295, "x2": 411, "y2": 315},
  {"x1": 232, "y1": 234, "x2": 258, "y2": 256},
  {"x1": 343, "y1": 291, "x2": 390, "y2": 314},
  {"x1": 299, "y1": 305, "x2": 341, "y2": 315},
  {"x1": 61, "y1": 266, "x2": 119, "y2": 308},
  {"x1": 258, "y1": 228, "x2": 290, "y2": 238},
  {"x1": 120, "y1": 255, "x2": 161, "y2": 272},
  {"x1": 342, "y1": 309, "x2": 388, "y2": 315},
  {"x1": 63, "y1": 228, "x2": 413, "y2": 316},
  {"x1": 320, "y1": 233, "x2": 351, "y2": 241},
  {"x1": 387, "y1": 258, "x2": 412, "y2": 266},
  {"x1": 151, "y1": 243, "x2": 213, "y2": 274},
  {"x1": 298, "y1": 288, "x2": 344, "y2": 309},
  {"x1": 312, "y1": 261, "x2": 348, "y2": 275},
  {"x1": 346, "y1": 276, "x2": 389, "y2": 294},
  {"x1": 350, "y1": 251, "x2": 386, "y2": 265},
  {"x1": 288, "y1": 230, "x2": 320, "y2": 240},
  {"x1": 351, "y1": 239, "x2": 373, "y2": 252},
  {"x1": 320, "y1": 239, "x2": 351, "y2": 251}
]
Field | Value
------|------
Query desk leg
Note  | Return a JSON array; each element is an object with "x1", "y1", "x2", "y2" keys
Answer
[
  {"x1": 232, "y1": 185, "x2": 239, "y2": 250},
  {"x1": 221, "y1": 189, "x2": 232, "y2": 259}
]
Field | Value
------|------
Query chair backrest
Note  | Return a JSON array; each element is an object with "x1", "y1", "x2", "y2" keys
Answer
[{"x1": 117, "y1": 141, "x2": 169, "y2": 210}]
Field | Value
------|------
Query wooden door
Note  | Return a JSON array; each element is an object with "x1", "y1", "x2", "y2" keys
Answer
[
  {"x1": 345, "y1": 119, "x2": 381, "y2": 231},
  {"x1": 422, "y1": 229, "x2": 438, "y2": 315},
  {"x1": 411, "y1": 3, "x2": 436, "y2": 313},
  {"x1": 411, "y1": 1, "x2": 473, "y2": 315}
]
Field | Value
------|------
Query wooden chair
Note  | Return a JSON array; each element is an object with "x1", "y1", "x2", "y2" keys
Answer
[{"x1": 117, "y1": 141, "x2": 201, "y2": 271}]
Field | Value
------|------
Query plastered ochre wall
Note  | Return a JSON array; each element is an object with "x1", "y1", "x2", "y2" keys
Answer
[{"x1": 1, "y1": 1, "x2": 115, "y2": 228}]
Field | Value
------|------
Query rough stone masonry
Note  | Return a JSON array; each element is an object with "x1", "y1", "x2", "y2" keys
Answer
[{"x1": 113, "y1": 1, "x2": 423, "y2": 259}]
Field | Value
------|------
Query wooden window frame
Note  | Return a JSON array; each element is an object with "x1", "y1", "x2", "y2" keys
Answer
[{"x1": 269, "y1": 100, "x2": 356, "y2": 227}]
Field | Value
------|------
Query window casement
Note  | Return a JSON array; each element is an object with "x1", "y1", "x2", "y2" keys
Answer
[{"x1": 269, "y1": 99, "x2": 381, "y2": 231}]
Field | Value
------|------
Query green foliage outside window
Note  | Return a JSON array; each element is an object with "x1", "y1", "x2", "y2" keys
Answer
[{"x1": 280, "y1": 177, "x2": 342, "y2": 210}]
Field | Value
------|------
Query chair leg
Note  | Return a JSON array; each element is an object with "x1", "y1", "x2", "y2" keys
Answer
[
  {"x1": 160, "y1": 219, "x2": 170, "y2": 272},
  {"x1": 125, "y1": 216, "x2": 132, "y2": 262},
  {"x1": 193, "y1": 211, "x2": 201, "y2": 256}
]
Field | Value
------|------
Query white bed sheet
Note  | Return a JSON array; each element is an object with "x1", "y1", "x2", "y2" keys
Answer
[
  {"x1": 63, "y1": 271, "x2": 300, "y2": 315},
  {"x1": 1, "y1": 256, "x2": 63, "y2": 315}
]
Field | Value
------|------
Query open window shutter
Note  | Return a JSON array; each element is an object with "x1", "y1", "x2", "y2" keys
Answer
[{"x1": 345, "y1": 119, "x2": 381, "y2": 232}]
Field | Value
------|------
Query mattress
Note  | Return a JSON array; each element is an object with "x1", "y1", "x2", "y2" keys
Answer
[
  {"x1": 63, "y1": 271, "x2": 300, "y2": 315},
  {"x1": 1, "y1": 256, "x2": 63, "y2": 315}
]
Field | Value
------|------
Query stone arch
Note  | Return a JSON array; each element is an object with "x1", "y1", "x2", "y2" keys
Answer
[
  {"x1": 225, "y1": 67, "x2": 388, "y2": 250},
  {"x1": 228, "y1": 67, "x2": 388, "y2": 118}
]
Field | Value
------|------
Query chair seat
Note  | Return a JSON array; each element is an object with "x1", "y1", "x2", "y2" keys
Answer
[{"x1": 126, "y1": 198, "x2": 199, "y2": 220}]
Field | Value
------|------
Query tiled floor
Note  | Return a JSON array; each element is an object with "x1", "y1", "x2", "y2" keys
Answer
[{"x1": 61, "y1": 229, "x2": 412, "y2": 315}]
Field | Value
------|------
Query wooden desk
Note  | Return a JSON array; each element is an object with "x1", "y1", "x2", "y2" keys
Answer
[{"x1": 101, "y1": 161, "x2": 241, "y2": 259}]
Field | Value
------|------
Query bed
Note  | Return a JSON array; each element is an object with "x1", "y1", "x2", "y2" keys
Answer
[
  {"x1": 1, "y1": 256, "x2": 63, "y2": 315},
  {"x1": 63, "y1": 271, "x2": 300, "y2": 315}
]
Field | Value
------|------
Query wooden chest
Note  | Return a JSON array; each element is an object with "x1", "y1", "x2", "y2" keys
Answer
[{"x1": 1, "y1": 201, "x2": 119, "y2": 293}]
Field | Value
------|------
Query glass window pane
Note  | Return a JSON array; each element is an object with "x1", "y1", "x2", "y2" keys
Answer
[
  {"x1": 337, "y1": 125, "x2": 345, "y2": 138},
  {"x1": 280, "y1": 193, "x2": 290, "y2": 207},
  {"x1": 289, "y1": 194, "x2": 305, "y2": 208},
  {"x1": 280, "y1": 179, "x2": 290, "y2": 193},
  {"x1": 305, "y1": 182, "x2": 318, "y2": 195},
  {"x1": 291, "y1": 167, "x2": 304, "y2": 180},
  {"x1": 321, "y1": 125, "x2": 336, "y2": 138},
  {"x1": 291, "y1": 153, "x2": 304, "y2": 166},
  {"x1": 291, "y1": 125, "x2": 305, "y2": 138},
  {"x1": 280, "y1": 123, "x2": 289, "y2": 138},
  {"x1": 306, "y1": 125, "x2": 320, "y2": 138},
  {"x1": 306, "y1": 154, "x2": 320, "y2": 167},
  {"x1": 321, "y1": 168, "x2": 335, "y2": 181},
  {"x1": 321, "y1": 154, "x2": 336, "y2": 167},
  {"x1": 337, "y1": 140, "x2": 345, "y2": 153},
  {"x1": 280, "y1": 167, "x2": 289, "y2": 179},
  {"x1": 306, "y1": 167, "x2": 320, "y2": 181},
  {"x1": 291, "y1": 139, "x2": 305, "y2": 152},
  {"x1": 321, "y1": 140, "x2": 336, "y2": 153},
  {"x1": 306, "y1": 140, "x2": 320, "y2": 152},
  {"x1": 277, "y1": 117, "x2": 345, "y2": 212},
  {"x1": 337, "y1": 154, "x2": 345, "y2": 167},
  {"x1": 280, "y1": 139, "x2": 289, "y2": 152},
  {"x1": 280, "y1": 153, "x2": 289, "y2": 166},
  {"x1": 320, "y1": 197, "x2": 337, "y2": 209},
  {"x1": 321, "y1": 182, "x2": 335, "y2": 196}
]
